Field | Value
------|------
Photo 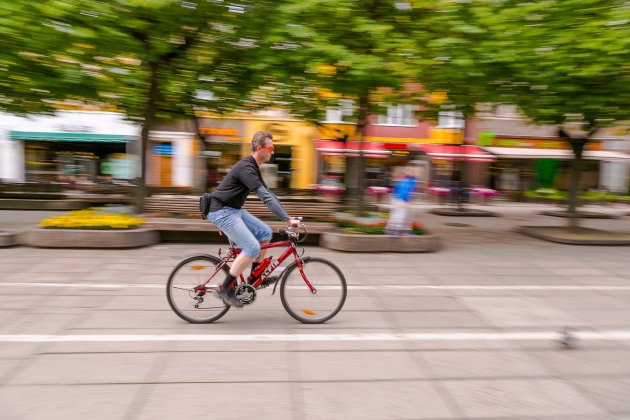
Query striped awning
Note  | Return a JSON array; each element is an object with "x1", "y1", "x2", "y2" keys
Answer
[
  {"x1": 481, "y1": 147, "x2": 630, "y2": 161},
  {"x1": 419, "y1": 144, "x2": 496, "y2": 162},
  {"x1": 315, "y1": 140, "x2": 391, "y2": 158},
  {"x1": 10, "y1": 131, "x2": 135, "y2": 143}
]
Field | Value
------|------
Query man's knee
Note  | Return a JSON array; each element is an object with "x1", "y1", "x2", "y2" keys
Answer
[
  {"x1": 242, "y1": 240, "x2": 261, "y2": 258},
  {"x1": 261, "y1": 225, "x2": 273, "y2": 241}
]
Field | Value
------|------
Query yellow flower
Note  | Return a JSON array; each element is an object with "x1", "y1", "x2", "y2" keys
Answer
[{"x1": 40, "y1": 208, "x2": 145, "y2": 230}]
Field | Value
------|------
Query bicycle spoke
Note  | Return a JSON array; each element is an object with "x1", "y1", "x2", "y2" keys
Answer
[
  {"x1": 280, "y1": 258, "x2": 346, "y2": 324},
  {"x1": 166, "y1": 255, "x2": 230, "y2": 323}
]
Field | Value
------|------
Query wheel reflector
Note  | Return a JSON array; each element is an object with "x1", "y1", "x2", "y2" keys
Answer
[
  {"x1": 191, "y1": 265, "x2": 205, "y2": 271},
  {"x1": 302, "y1": 309, "x2": 316, "y2": 315}
]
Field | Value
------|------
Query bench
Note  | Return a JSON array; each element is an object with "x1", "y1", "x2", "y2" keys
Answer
[
  {"x1": 144, "y1": 217, "x2": 335, "y2": 245},
  {"x1": 144, "y1": 195, "x2": 340, "y2": 220}
]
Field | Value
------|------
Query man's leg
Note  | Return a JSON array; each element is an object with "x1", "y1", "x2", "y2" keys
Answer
[
  {"x1": 240, "y1": 209, "x2": 273, "y2": 280},
  {"x1": 209, "y1": 208, "x2": 262, "y2": 306},
  {"x1": 386, "y1": 198, "x2": 405, "y2": 235}
]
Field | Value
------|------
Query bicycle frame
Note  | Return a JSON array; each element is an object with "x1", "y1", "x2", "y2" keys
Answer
[{"x1": 203, "y1": 240, "x2": 315, "y2": 293}]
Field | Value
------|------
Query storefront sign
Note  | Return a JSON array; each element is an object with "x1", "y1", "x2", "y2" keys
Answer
[
  {"x1": 57, "y1": 124, "x2": 93, "y2": 133},
  {"x1": 479, "y1": 135, "x2": 602, "y2": 151},
  {"x1": 153, "y1": 143, "x2": 173, "y2": 156},
  {"x1": 261, "y1": 122, "x2": 291, "y2": 143},
  {"x1": 199, "y1": 127, "x2": 239, "y2": 136}
]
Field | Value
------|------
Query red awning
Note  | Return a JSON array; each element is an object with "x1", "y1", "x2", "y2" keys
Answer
[
  {"x1": 315, "y1": 140, "x2": 391, "y2": 158},
  {"x1": 419, "y1": 144, "x2": 496, "y2": 162}
]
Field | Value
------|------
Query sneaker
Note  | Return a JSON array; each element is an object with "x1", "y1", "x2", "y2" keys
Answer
[{"x1": 213, "y1": 286, "x2": 244, "y2": 308}]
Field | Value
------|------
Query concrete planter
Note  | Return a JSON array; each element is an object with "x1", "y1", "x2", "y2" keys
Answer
[
  {"x1": 0, "y1": 231, "x2": 16, "y2": 247},
  {"x1": 320, "y1": 231, "x2": 440, "y2": 253},
  {"x1": 19, "y1": 227, "x2": 159, "y2": 249}
]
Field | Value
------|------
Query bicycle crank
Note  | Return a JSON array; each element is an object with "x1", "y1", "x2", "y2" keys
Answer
[{"x1": 234, "y1": 284, "x2": 257, "y2": 305}]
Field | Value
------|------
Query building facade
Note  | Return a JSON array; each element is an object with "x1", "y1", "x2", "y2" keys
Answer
[
  {"x1": 0, "y1": 111, "x2": 139, "y2": 183},
  {"x1": 467, "y1": 106, "x2": 630, "y2": 194}
]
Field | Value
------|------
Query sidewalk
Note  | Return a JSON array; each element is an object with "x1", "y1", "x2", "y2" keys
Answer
[
  {"x1": 1, "y1": 226, "x2": 630, "y2": 418},
  {"x1": 2, "y1": 201, "x2": 629, "y2": 246},
  {"x1": 393, "y1": 200, "x2": 630, "y2": 245}
]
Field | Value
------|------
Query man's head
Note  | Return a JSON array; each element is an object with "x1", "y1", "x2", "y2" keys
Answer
[{"x1": 251, "y1": 130, "x2": 274, "y2": 164}]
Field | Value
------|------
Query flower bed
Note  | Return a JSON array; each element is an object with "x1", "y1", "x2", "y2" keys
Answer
[
  {"x1": 25, "y1": 208, "x2": 156, "y2": 248},
  {"x1": 524, "y1": 189, "x2": 630, "y2": 204},
  {"x1": 40, "y1": 208, "x2": 146, "y2": 230},
  {"x1": 320, "y1": 212, "x2": 425, "y2": 236}
]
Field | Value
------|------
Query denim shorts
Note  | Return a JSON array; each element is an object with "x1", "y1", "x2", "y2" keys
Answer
[{"x1": 207, "y1": 207, "x2": 273, "y2": 257}]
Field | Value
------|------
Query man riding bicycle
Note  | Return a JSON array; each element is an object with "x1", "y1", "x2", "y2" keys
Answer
[{"x1": 204, "y1": 130, "x2": 301, "y2": 307}]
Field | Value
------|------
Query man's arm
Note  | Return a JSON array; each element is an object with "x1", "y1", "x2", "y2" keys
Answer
[{"x1": 253, "y1": 186, "x2": 290, "y2": 221}]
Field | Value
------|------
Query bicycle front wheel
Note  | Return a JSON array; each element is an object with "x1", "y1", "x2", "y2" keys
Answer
[
  {"x1": 166, "y1": 255, "x2": 230, "y2": 323},
  {"x1": 280, "y1": 257, "x2": 347, "y2": 324}
]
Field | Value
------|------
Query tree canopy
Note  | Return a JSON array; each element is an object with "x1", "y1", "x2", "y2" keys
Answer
[
  {"x1": 416, "y1": 0, "x2": 630, "y2": 130},
  {"x1": 0, "y1": 0, "x2": 276, "y2": 119}
]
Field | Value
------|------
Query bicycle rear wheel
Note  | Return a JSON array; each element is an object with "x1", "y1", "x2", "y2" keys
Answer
[
  {"x1": 166, "y1": 255, "x2": 230, "y2": 323},
  {"x1": 280, "y1": 257, "x2": 347, "y2": 324}
]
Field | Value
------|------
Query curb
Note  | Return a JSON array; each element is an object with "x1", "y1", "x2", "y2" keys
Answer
[
  {"x1": 540, "y1": 210, "x2": 621, "y2": 219},
  {"x1": 0, "y1": 199, "x2": 87, "y2": 211},
  {"x1": 0, "y1": 231, "x2": 16, "y2": 247},
  {"x1": 19, "y1": 228, "x2": 160, "y2": 249},
  {"x1": 320, "y1": 231, "x2": 440, "y2": 253},
  {"x1": 429, "y1": 208, "x2": 499, "y2": 217},
  {"x1": 516, "y1": 226, "x2": 630, "y2": 246}
]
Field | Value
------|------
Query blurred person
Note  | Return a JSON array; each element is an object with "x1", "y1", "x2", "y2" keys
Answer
[
  {"x1": 205, "y1": 131, "x2": 301, "y2": 307},
  {"x1": 385, "y1": 168, "x2": 417, "y2": 235}
]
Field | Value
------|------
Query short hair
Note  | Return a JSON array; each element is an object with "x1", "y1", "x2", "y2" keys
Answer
[{"x1": 251, "y1": 131, "x2": 273, "y2": 152}]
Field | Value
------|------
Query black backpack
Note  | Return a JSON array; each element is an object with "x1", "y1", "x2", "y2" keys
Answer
[{"x1": 199, "y1": 193, "x2": 212, "y2": 220}]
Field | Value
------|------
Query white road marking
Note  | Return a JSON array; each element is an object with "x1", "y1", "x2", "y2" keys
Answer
[
  {"x1": 0, "y1": 330, "x2": 630, "y2": 343},
  {"x1": 1, "y1": 282, "x2": 630, "y2": 291}
]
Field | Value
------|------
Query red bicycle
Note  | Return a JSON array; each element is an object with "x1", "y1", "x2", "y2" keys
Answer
[{"x1": 166, "y1": 221, "x2": 347, "y2": 324}]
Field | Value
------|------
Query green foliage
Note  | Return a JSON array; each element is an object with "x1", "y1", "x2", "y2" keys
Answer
[
  {"x1": 326, "y1": 212, "x2": 425, "y2": 235},
  {"x1": 251, "y1": 0, "x2": 424, "y2": 123},
  {"x1": 524, "y1": 189, "x2": 630, "y2": 203},
  {"x1": 0, "y1": 0, "x2": 276, "y2": 119},
  {"x1": 416, "y1": 0, "x2": 630, "y2": 129}
]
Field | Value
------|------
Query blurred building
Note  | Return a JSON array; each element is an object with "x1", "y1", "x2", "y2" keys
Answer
[
  {"x1": 4, "y1": 105, "x2": 626, "y2": 197},
  {"x1": 314, "y1": 103, "x2": 495, "y2": 195},
  {"x1": 195, "y1": 116, "x2": 318, "y2": 192},
  {"x1": 467, "y1": 105, "x2": 630, "y2": 195},
  {"x1": 0, "y1": 111, "x2": 139, "y2": 184}
]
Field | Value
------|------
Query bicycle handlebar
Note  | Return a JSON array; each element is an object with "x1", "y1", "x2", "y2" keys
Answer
[{"x1": 279, "y1": 218, "x2": 307, "y2": 243}]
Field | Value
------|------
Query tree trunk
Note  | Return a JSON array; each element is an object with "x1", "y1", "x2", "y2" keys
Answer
[
  {"x1": 567, "y1": 156, "x2": 582, "y2": 229},
  {"x1": 137, "y1": 61, "x2": 160, "y2": 214},
  {"x1": 563, "y1": 134, "x2": 588, "y2": 230},
  {"x1": 192, "y1": 116, "x2": 206, "y2": 194},
  {"x1": 355, "y1": 93, "x2": 370, "y2": 216}
]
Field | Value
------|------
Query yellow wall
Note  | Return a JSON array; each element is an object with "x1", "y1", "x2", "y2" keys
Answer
[
  {"x1": 428, "y1": 128, "x2": 464, "y2": 145},
  {"x1": 245, "y1": 120, "x2": 318, "y2": 189}
]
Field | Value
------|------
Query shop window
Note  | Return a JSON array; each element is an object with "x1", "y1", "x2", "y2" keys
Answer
[
  {"x1": 376, "y1": 104, "x2": 416, "y2": 126},
  {"x1": 437, "y1": 111, "x2": 464, "y2": 129},
  {"x1": 267, "y1": 144, "x2": 293, "y2": 190},
  {"x1": 204, "y1": 143, "x2": 242, "y2": 190},
  {"x1": 324, "y1": 99, "x2": 355, "y2": 123}
]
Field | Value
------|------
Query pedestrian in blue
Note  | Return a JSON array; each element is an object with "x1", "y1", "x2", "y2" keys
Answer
[{"x1": 385, "y1": 169, "x2": 417, "y2": 235}]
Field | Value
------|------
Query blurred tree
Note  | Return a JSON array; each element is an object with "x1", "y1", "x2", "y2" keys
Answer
[
  {"x1": 415, "y1": 0, "x2": 630, "y2": 228},
  {"x1": 249, "y1": 0, "x2": 426, "y2": 213},
  {"x1": 0, "y1": 0, "x2": 274, "y2": 211}
]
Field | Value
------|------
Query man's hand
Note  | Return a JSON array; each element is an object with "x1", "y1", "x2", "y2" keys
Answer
[{"x1": 287, "y1": 217, "x2": 302, "y2": 227}]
